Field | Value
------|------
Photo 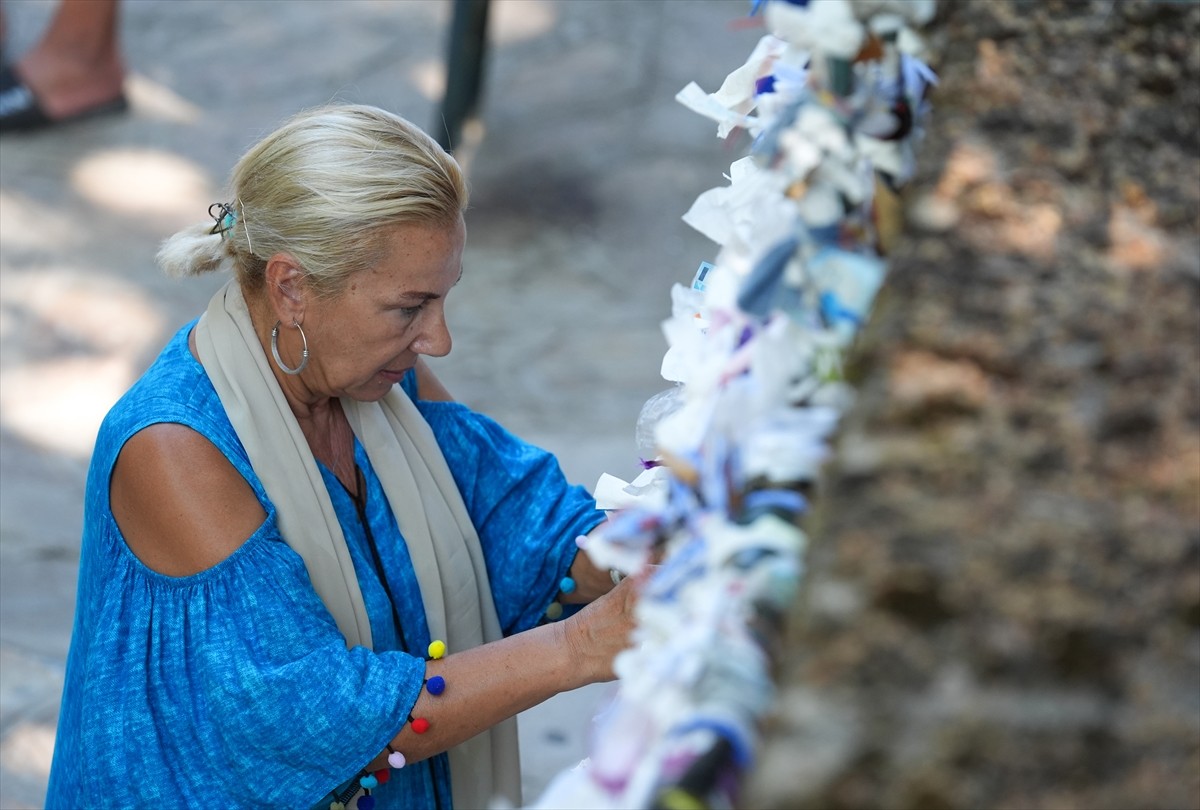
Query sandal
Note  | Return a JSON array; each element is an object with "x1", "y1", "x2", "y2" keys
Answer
[{"x1": 0, "y1": 64, "x2": 127, "y2": 133}]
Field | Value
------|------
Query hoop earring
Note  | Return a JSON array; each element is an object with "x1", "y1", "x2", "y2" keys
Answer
[{"x1": 271, "y1": 320, "x2": 309, "y2": 375}]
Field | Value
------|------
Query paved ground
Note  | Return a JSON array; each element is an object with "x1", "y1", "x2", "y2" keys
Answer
[{"x1": 0, "y1": 1, "x2": 763, "y2": 806}]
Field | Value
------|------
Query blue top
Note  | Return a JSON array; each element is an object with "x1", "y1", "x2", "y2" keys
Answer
[{"x1": 45, "y1": 322, "x2": 604, "y2": 809}]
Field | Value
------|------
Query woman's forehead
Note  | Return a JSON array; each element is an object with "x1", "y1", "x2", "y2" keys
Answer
[{"x1": 353, "y1": 221, "x2": 464, "y2": 289}]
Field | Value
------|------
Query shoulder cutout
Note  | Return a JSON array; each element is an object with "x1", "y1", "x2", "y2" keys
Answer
[
  {"x1": 415, "y1": 359, "x2": 455, "y2": 402},
  {"x1": 110, "y1": 423, "x2": 267, "y2": 577}
]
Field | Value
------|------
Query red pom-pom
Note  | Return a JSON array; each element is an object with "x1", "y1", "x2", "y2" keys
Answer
[
  {"x1": 411, "y1": 717, "x2": 431, "y2": 734},
  {"x1": 375, "y1": 768, "x2": 391, "y2": 784}
]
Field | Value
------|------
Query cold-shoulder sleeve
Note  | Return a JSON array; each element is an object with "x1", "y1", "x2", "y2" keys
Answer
[
  {"x1": 47, "y1": 328, "x2": 430, "y2": 809},
  {"x1": 409, "y1": 388, "x2": 606, "y2": 635},
  {"x1": 71, "y1": 514, "x2": 424, "y2": 808}
]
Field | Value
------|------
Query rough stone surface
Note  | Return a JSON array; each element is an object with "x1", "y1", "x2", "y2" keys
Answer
[{"x1": 745, "y1": 2, "x2": 1200, "y2": 809}]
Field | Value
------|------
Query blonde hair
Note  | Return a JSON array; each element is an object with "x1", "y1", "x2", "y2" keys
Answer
[{"x1": 157, "y1": 104, "x2": 468, "y2": 297}]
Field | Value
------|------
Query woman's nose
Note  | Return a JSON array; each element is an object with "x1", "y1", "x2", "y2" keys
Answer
[{"x1": 413, "y1": 307, "x2": 452, "y2": 358}]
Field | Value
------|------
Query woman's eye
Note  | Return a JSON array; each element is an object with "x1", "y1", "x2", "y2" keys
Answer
[{"x1": 397, "y1": 303, "x2": 425, "y2": 317}]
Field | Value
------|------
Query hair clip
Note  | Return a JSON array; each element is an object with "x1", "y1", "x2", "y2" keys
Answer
[{"x1": 208, "y1": 202, "x2": 236, "y2": 238}]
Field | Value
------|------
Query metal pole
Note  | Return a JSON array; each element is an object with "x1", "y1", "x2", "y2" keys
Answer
[{"x1": 436, "y1": 0, "x2": 490, "y2": 152}]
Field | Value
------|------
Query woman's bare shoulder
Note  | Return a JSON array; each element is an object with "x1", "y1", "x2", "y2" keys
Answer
[{"x1": 110, "y1": 422, "x2": 267, "y2": 577}]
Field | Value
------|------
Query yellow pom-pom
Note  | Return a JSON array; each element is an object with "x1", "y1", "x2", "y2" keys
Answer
[
  {"x1": 656, "y1": 788, "x2": 705, "y2": 810},
  {"x1": 545, "y1": 602, "x2": 564, "y2": 620},
  {"x1": 427, "y1": 640, "x2": 446, "y2": 659}
]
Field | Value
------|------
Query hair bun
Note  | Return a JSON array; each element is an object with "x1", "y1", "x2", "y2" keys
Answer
[{"x1": 157, "y1": 221, "x2": 228, "y2": 277}]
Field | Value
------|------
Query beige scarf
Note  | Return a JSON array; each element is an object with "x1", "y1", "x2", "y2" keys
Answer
[{"x1": 194, "y1": 280, "x2": 521, "y2": 809}]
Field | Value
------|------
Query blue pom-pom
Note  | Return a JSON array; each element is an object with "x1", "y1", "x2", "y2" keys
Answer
[
  {"x1": 426, "y1": 675, "x2": 446, "y2": 696},
  {"x1": 358, "y1": 794, "x2": 376, "y2": 810},
  {"x1": 559, "y1": 576, "x2": 577, "y2": 594},
  {"x1": 359, "y1": 774, "x2": 378, "y2": 790},
  {"x1": 751, "y1": 0, "x2": 809, "y2": 14}
]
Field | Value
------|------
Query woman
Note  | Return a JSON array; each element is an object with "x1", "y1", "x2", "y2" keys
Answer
[{"x1": 45, "y1": 104, "x2": 638, "y2": 809}]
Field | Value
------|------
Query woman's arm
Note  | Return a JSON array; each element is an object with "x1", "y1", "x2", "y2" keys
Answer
[
  {"x1": 414, "y1": 359, "x2": 618, "y2": 603},
  {"x1": 367, "y1": 573, "x2": 641, "y2": 769},
  {"x1": 561, "y1": 526, "x2": 621, "y2": 604},
  {"x1": 111, "y1": 422, "x2": 640, "y2": 772},
  {"x1": 414, "y1": 358, "x2": 454, "y2": 402},
  {"x1": 111, "y1": 423, "x2": 266, "y2": 575}
]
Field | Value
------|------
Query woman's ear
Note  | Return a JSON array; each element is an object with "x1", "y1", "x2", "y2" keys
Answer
[{"x1": 263, "y1": 253, "x2": 308, "y2": 325}]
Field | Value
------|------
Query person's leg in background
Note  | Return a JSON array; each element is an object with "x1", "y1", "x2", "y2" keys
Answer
[{"x1": 0, "y1": 0, "x2": 126, "y2": 131}]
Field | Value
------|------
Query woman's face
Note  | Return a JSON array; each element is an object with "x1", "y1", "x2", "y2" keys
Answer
[{"x1": 297, "y1": 217, "x2": 465, "y2": 402}]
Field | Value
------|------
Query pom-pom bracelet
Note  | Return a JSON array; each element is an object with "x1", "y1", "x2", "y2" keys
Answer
[
  {"x1": 544, "y1": 567, "x2": 626, "y2": 621},
  {"x1": 328, "y1": 765, "x2": 391, "y2": 810},
  {"x1": 545, "y1": 575, "x2": 576, "y2": 620},
  {"x1": 325, "y1": 639, "x2": 449, "y2": 809}
]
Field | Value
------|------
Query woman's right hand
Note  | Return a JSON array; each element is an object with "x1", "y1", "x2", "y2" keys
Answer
[
  {"x1": 560, "y1": 569, "x2": 647, "y2": 682},
  {"x1": 376, "y1": 567, "x2": 649, "y2": 768}
]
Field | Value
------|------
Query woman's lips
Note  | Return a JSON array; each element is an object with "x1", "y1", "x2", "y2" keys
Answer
[{"x1": 380, "y1": 367, "x2": 408, "y2": 383}]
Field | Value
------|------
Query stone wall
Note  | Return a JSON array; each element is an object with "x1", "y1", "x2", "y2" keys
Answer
[{"x1": 745, "y1": 2, "x2": 1200, "y2": 808}]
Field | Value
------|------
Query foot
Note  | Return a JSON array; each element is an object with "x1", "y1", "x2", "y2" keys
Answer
[{"x1": 13, "y1": 41, "x2": 125, "y2": 121}]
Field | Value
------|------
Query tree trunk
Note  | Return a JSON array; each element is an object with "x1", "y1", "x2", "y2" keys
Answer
[{"x1": 744, "y1": 2, "x2": 1200, "y2": 808}]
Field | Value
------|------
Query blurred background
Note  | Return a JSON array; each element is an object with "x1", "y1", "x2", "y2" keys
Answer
[{"x1": 0, "y1": 1, "x2": 764, "y2": 806}]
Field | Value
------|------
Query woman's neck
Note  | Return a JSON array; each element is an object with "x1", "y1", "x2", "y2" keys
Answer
[
  {"x1": 298, "y1": 398, "x2": 358, "y2": 495},
  {"x1": 239, "y1": 288, "x2": 359, "y2": 494}
]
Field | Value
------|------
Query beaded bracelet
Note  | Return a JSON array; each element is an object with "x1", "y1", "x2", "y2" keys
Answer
[
  {"x1": 406, "y1": 639, "x2": 447, "y2": 735},
  {"x1": 545, "y1": 575, "x2": 576, "y2": 620},
  {"x1": 543, "y1": 565, "x2": 626, "y2": 621},
  {"x1": 327, "y1": 639, "x2": 449, "y2": 810}
]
